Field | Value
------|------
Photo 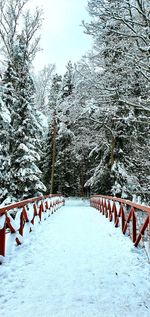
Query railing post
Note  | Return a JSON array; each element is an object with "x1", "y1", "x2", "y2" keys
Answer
[
  {"x1": 19, "y1": 208, "x2": 24, "y2": 237},
  {"x1": 102, "y1": 198, "x2": 104, "y2": 215},
  {"x1": 104, "y1": 199, "x2": 108, "y2": 217},
  {"x1": 0, "y1": 217, "x2": 6, "y2": 257},
  {"x1": 120, "y1": 204, "x2": 125, "y2": 233},
  {"x1": 39, "y1": 202, "x2": 43, "y2": 221},
  {"x1": 122, "y1": 207, "x2": 133, "y2": 235},
  {"x1": 91, "y1": 194, "x2": 150, "y2": 248},
  {"x1": 134, "y1": 215, "x2": 149, "y2": 247},
  {"x1": 45, "y1": 200, "x2": 49, "y2": 211},
  {"x1": 112, "y1": 202, "x2": 118, "y2": 227},
  {"x1": 0, "y1": 194, "x2": 64, "y2": 263},
  {"x1": 148, "y1": 214, "x2": 150, "y2": 253},
  {"x1": 132, "y1": 208, "x2": 136, "y2": 243},
  {"x1": 32, "y1": 203, "x2": 37, "y2": 225},
  {"x1": 107, "y1": 200, "x2": 112, "y2": 221},
  {"x1": 51, "y1": 202, "x2": 54, "y2": 214}
]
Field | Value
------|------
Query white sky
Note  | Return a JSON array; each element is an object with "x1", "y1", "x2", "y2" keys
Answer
[{"x1": 30, "y1": 0, "x2": 92, "y2": 74}]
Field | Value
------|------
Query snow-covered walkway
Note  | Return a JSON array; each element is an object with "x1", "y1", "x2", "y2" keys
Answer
[{"x1": 0, "y1": 199, "x2": 150, "y2": 317}]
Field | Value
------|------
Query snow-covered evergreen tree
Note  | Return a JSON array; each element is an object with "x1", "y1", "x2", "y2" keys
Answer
[
  {"x1": 0, "y1": 93, "x2": 11, "y2": 203},
  {"x1": 0, "y1": 1, "x2": 46, "y2": 202},
  {"x1": 2, "y1": 37, "x2": 46, "y2": 200},
  {"x1": 55, "y1": 122, "x2": 76, "y2": 195},
  {"x1": 82, "y1": 0, "x2": 150, "y2": 200},
  {"x1": 60, "y1": 61, "x2": 74, "y2": 100},
  {"x1": 54, "y1": 62, "x2": 80, "y2": 195}
]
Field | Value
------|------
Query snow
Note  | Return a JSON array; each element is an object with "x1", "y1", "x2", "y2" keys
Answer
[
  {"x1": 17, "y1": 143, "x2": 29, "y2": 152},
  {"x1": 0, "y1": 199, "x2": 150, "y2": 317},
  {"x1": 26, "y1": 204, "x2": 34, "y2": 221},
  {"x1": 0, "y1": 214, "x2": 6, "y2": 229},
  {"x1": 36, "y1": 111, "x2": 48, "y2": 129},
  {"x1": 0, "y1": 97, "x2": 11, "y2": 123},
  {"x1": 7, "y1": 213, "x2": 20, "y2": 231}
]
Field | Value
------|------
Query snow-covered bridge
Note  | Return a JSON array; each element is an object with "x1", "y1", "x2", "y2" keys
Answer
[{"x1": 0, "y1": 198, "x2": 150, "y2": 317}]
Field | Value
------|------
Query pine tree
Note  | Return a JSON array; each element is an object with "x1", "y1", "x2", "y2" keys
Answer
[
  {"x1": 54, "y1": 62, "x2": 78, "y2": 195},
  {"x1": 82, "y1": 0, "x2": 150, "y2": 200},
  {"x1": 0, "y1": 1, "x2": 45, "y2": 202},
  {"x1": 55, "y1": 121, "x2": 76, "y2": 196},
  {"x1": 2, "y1": 37, "x2": 46, "y2": 200},
  {"x1": 0, "y1": 92, "x2": 11, "y2": 203},
  {"x1": 60, "y1": 61, "x2": 74, "y2": 100}
]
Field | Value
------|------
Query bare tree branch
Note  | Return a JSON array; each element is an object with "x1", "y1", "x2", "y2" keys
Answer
[{"x1": 0, "y1": 0, "x2": 42, "y2": 62}]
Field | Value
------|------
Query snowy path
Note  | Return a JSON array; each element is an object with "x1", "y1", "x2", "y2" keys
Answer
[{"x1": 0, "y1": 199, "x2": 150, "y2": 317}]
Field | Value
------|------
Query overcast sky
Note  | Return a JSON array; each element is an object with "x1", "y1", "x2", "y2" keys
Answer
[{"x1": 30, "y1": 0, "x2": 92, "y2": 74}]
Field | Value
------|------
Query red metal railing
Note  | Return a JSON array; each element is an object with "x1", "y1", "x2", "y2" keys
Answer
[
  {"x1": 90, "y1": 195, "x2": 150, "y2": 248},
  {"x1": 0, "y1": 194, "x2": 65, "y2": 261}
]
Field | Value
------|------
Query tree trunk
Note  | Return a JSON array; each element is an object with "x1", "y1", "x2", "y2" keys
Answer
[
  {"x1": 50, "y1": 115, "x2": 57, "y2": 194},
  {"x1": 80, "y1": 165, "x2": 84, "y2": 197},
  {"x1": 110, "y1": 136, "x2": 116, "y2": 167}
]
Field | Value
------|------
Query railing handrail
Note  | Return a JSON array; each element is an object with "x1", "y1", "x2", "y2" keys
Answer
[
  {"x1": 0, "y1": 194, "x2": 62, "y2": 215},
  {"x1": 90, "y1": 194, "x2": 150, "y2": 249},
  {"x1": 91, "y1": 195, "x2": 150, "y2": 213},
  {"x1": 0, "y1": 193, "x2": 65, "y2": 260}
]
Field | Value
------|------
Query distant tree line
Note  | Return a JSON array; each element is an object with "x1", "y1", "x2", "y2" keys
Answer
[{"x1": 42, "y1": 0, "x2": 149, "y2": 202}]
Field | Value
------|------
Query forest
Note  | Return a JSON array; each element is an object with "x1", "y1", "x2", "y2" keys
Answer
[{"x1": 0, "y1": 0, "x2": 149, "y2": 205}]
